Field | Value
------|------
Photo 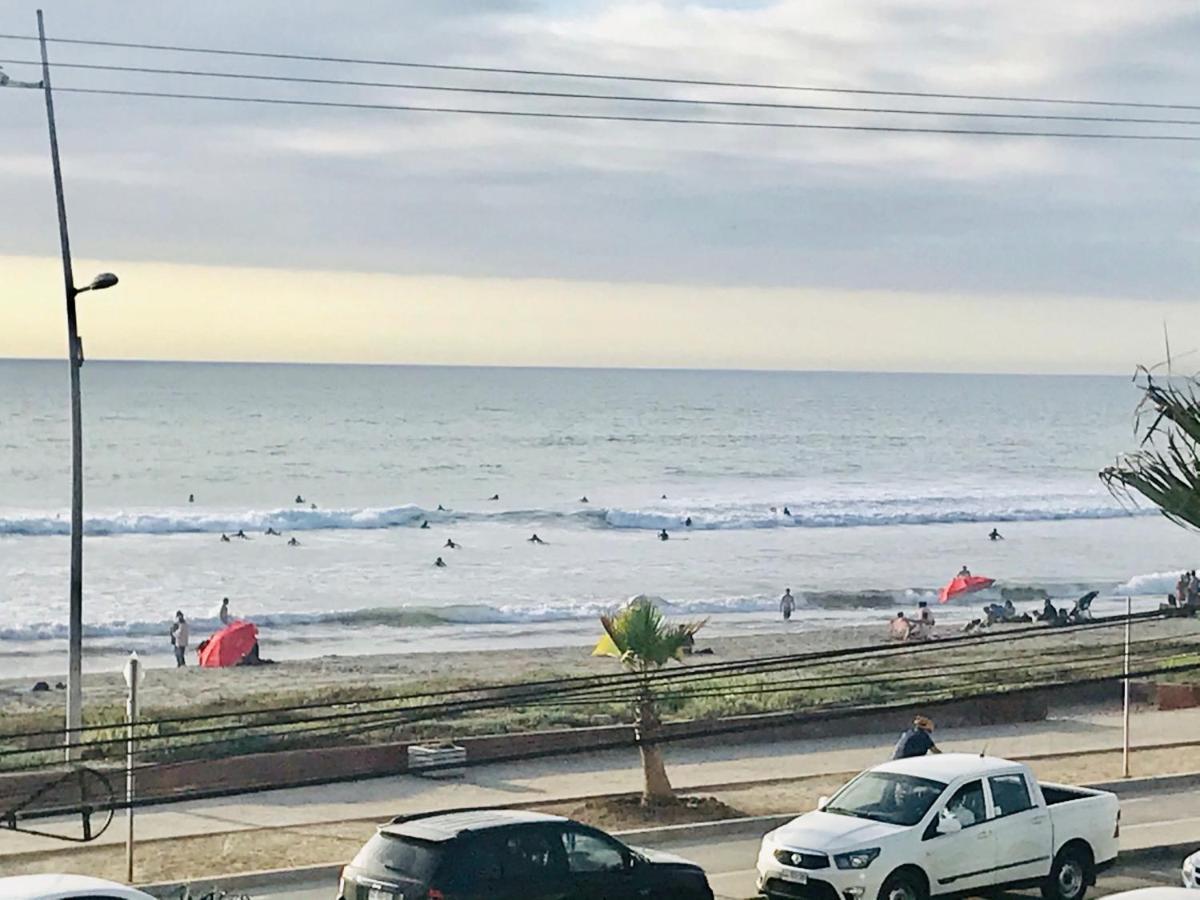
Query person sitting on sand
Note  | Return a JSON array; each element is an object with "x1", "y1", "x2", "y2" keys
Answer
[
  {"x1": 528, "y1": 533, "x2": 545, "y2": 544},
  {"x1": 220, "y1": 533, "x2": 231, "y2": 543},
  {"x1": 434, "y1": 556, "x2": 447, "y2": 567},
  {"x1": 295, "y1": 495, "x2": 305, "y2": 504},
  {"x1": 265, "y1": 527, "x2": 281, "y2": 536},
  {"x1": 287, "y1": 537, "x2": 300, "y2": 546},
  {"x1": 444, "y1": 539, "x2": 459, "y2": 549},
  {"x1": 1039, "y1": 597, "x2": 1058, "y2": 622},
  {"x1": 1178, "y1": 573, "x2": 1189, "y2": 607},
  {"x1": 889, "y1": 612, "x2": 912, "y2": 642},
  {"x1": 659, "y1": 529, "x2": 670, "y2": 541},
  {"x1": 910, "y1": 601, "x2": 935, "y2": 639},
  {"x1": 957, "y1": 565, "x2": 971, "y2": 578},
  {"x1": 989, "y1": 528, "x2": 1003, "y2": 541},
  {"x1": 780, "y1": 588, "x2": 795, "y2": 621},
  {"x1": 420, "y1": 520, "x2": 430, "y2": 530}
]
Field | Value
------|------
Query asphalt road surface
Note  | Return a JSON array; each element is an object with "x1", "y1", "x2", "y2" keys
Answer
[{"x1": 187, "y1": 789, "x2": 1200, "y2": 899}]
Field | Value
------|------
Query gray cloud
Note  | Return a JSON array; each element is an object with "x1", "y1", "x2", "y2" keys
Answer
[{"x1": 1, "y1": 0, "x2": 1198, "y2": 299}]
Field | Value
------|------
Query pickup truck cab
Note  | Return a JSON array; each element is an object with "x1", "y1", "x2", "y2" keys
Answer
[{"x1": 756, "y1": 754, "x2": 1119, "y2": 900}]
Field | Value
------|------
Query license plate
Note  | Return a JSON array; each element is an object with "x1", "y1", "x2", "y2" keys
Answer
[
  {"x1": 368, "y1": 889, "x2": 399, "y2": 900},
  {"x1": 779, "y1": 869, "x2": 809, "y2": 884}
]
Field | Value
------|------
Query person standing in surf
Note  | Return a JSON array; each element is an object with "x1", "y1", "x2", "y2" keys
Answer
[
  {"x1": 780, "y1": 588, "x2": 795, "y2": 621},
  {"x1": 169, "y1": 611, "x2": 189, "y2": 668}
]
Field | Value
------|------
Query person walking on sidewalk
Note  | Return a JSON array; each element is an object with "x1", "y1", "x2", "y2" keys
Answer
[
  {"x1": 892, "y1": 716, "x2": 941, "y2": 760},
  {"x1": 169, "y1": 611, "x2": 189, "y2": 668}
]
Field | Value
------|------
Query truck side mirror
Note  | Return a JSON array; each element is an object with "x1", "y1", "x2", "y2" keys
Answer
[
  {"x1": 936, "y1": 812, "x2": 963, "y2": 835},
  {"x1": 817, "y1": 796, "x2": 830, "y2": 811}
]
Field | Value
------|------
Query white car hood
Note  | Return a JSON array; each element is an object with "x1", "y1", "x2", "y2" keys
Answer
[{"x1": 771, "y1": 811, "x2": 907, "y2": 852}]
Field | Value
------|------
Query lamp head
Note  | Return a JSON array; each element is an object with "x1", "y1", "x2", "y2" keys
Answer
[
  {"x1": 87, "y1": 272, "x2": 119, "y2": 292},
  {"x1": 122, "y1": 651, "x2": 145, "y2": 688}
]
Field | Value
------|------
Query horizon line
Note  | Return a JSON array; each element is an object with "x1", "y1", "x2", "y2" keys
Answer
[{"x1": 0, "y1": 355, "x2": 1134, "y2": 378}]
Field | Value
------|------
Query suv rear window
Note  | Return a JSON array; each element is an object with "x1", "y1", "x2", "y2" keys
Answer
[{"x1": 351, "y1": 833, "x2": 444, "y2": 880}]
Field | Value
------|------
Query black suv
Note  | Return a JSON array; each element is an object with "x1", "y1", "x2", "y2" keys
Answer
[{"x1": 337, "y1": 808, "x2": 714, "y2": 900}]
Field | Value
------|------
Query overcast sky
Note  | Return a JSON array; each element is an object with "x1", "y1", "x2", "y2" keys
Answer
[{"x1": 3, "y1": 1, "x2": 1199, "y2": 371}]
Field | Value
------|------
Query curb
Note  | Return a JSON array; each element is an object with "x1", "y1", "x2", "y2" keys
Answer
[
  {"x1": 1092, "y1": 771, "x2": 1200, "y2": 796},
  {"x1": 139, "y1": 862, "x2": 342, "y2": 898},
  {"x1": 614, "y1": 814, "x2": 793, "y2": 845}
]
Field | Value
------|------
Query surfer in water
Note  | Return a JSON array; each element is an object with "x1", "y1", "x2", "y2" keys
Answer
[
  {"x1": 528, "y1": 534, "x2": 546, "y2": 544},
  {"x1": 684, "y1": 516, "x2": 693, "y2": 527},
  {"x1": 580, "y1": 495, "x2": 589, "y2": 503},
  {"x1": 444, "y1": 539, "x2": 459, "y2": 549},
  {"x1": 658, "y1": 529, "x2": 670, "y2": 541},
  {"x1": 188, "y1": 493, "x2": 194, "y2": 503},
  {"x1": 488, "y1": 494, "x2": 500, "y2": 501},
  {"x1": 420, "y1": 520, "x2": 430, "y2": 530},
  {"x1": 780, "y1": 588, "x2": 795, "y2": 621},
  {"x1": 265, "y1": 527, "x2": 281, "y2": 536},
  {"x1": 988, "y1": 528, "x2": 1003, "y2": 541},
  {"x1": 220, "y1": 533, "x2": 231, "y2": 543},
  {"x1": 437, "y1": 504, "x2": 446, "y2": 511},
  {"x1": 295, "y1": 495, "x2": 305, "y2": 504},
  {"x1": 434, "y1": 556, "x2": 447, "y2": 567},
  {"x1": 235, "y1": 529, "x2": 249, "y2": 540},
  {"x1": 783, "y1": 506, "x2": 791, "y2": 516},
  {"x1": 287, "y1": 537, "x2": 300, "y2": 546}
]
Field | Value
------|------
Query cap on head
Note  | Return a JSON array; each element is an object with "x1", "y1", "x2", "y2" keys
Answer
[{"x1": 913, "y1": 715, "x2": 934, "y2": 732}]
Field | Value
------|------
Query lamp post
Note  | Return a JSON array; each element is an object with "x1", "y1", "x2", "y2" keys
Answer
[
  {"x1": 30, "y1": 9, "x2": 120, "y2": 760},
  {"x1": 122, "y1": 652, "x2": 144, "y2": 884}
]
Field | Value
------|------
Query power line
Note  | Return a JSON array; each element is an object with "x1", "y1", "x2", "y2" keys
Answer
[
  {"x1": 0, "y1": 32, "x2": 1197, "y2": 113},
  {"x1": 45, "y1": 86, "x2": 1200, "y2": 141},
  {"x1": 5, "y1": 58, "x2": 1200, "y2": 128}
]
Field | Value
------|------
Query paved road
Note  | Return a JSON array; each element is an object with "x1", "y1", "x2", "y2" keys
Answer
[{"x1": 171, "y1": 787, "x2": 1200, "y2": 900}]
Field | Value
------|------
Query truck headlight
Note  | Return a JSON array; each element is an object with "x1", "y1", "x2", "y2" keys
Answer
[{"x1": 834, "y1": 848, "x2": 881, "y2": 870}]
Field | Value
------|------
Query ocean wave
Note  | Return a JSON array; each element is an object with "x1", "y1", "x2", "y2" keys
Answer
[
  {"x1": 1115, "y1": 570, "x2": 1189, "y2": 597},
  {"x1": 0, "y1": 496, "x2": 1143, "y2": 537}
]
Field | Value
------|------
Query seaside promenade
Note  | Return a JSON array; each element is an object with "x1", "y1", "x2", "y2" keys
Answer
[{"x1": 5, "y1": 702, "x2": 1200, "y2": 874}]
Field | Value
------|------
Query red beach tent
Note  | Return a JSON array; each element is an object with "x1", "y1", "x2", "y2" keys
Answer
[
  {"x1": 938, "y1": 575, "x2": 995, "y2": 604},
  {"x1": 198, "y1": 620, "x2": 258, "y2": 668}
]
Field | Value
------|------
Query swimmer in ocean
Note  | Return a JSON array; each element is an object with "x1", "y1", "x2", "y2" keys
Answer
[
  {"x1": 684, "y1": 516, "x2": 693, "y2": 527},
  {"x1": 580, "y1": 495, "x2": 589, "y2": 503},
  {"x1": 659, "y1": 529, "x2": 669, "y2": 541},
  {"x1": 288, "y1": 537, "x2": 300, "y2": 546},
  {"x1": 310, "y1": 502, "x2": 317, "y2": 510},
  {"x1": 989, "y1": 528, "x2": 1003, "y2": 541},
  {"x1": 528, "y1": 534, "x2": 546, "y2": 544},
  {"x1": 295, "y1": 495, "x2": 304, "y2": 504},
  {"x1": 488, "y1": 494, "x2": 500, "y2": 501},
  {"x1": 235, "y1": 529, "x2": 249, "y2": 539},
  {"x1": 783, "y1": 506, "x2": 792, "y2": 516},
  {"x1": 444, "y1": 539, "x2": 459, "y2": 549},
  {"x1": 220, "y1": 534, "x2": 231, "y2": 543},
  {"x1": 420, "y1": 520, "x2": 430, "y2": 530},
  {"x1": 435, "y1": 556, "x2": 447, "y2": 567},
  {"x1": 188, "y1": 493, "x2": 194, "y2": 503},
  {"x1": 437, "y1": 504, "x2": 446, "y2": 511},
  {"x1": 265, "y1": 527, "x2": 281, "y2": 536}
]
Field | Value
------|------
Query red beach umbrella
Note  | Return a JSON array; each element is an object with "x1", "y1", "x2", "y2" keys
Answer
[
  {"x1": 938, "y1": 575, "x2": 995, "y2": 604},
  {"x1": 198, "y1": 620, "x2": 258, "y2": 668}
]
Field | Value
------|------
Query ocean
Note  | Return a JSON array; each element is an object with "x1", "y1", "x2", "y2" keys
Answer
[{"x1": 1, "y1": 359, "x2": 1194, "y2": 675}]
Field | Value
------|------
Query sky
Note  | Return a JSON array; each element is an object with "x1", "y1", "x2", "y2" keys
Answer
[{"x1": 2, "y1": 1, "x2": 1200, "y2": 372}]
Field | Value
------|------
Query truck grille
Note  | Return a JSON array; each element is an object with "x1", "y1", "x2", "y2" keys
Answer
[
  {"x1": 774, "y1": 848, "x2": 831, "y2": 870},
  {"x1": 763, "y1": 876, "x2": 840, "y2": 900}
]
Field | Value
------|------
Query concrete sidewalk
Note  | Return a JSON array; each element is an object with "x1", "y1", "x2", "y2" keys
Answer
[{"x1": 5, "y1": 702, "x2": 1200, "y2": 856}]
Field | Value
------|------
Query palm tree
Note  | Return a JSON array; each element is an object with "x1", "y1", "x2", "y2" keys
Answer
[
  {"x1": 593, "y1": 596, "x2": 705, "y2": 803},
  {"x1": 1101, "y1": 369, "x2": 1200, "y2": 528}
]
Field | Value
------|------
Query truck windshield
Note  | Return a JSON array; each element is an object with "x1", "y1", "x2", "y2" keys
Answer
[{"x1": 824, "y1": 772, "x2": 947, "y2": 826}]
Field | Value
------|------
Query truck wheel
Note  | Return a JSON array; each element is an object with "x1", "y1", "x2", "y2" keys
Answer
[
  {"x1": 878, "y1": 870, "x2": 926, "y2": 900},
  {"x1": 1042, "y1": 846, "x2": 1090, "y2": 900}
]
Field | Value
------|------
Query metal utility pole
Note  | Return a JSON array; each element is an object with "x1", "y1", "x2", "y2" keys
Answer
[{"x1": 34, "y1": 9, "x2": 119, "y2": 760}]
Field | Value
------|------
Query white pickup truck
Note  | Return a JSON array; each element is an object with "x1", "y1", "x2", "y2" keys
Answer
[{"x1": 756, "y1": 754, "x2": 1119, "y2": 900}]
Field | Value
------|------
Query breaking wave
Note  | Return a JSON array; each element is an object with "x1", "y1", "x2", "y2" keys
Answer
[{"x1": 0, "y1": 495, "x2": 1142, "y2": 537}]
